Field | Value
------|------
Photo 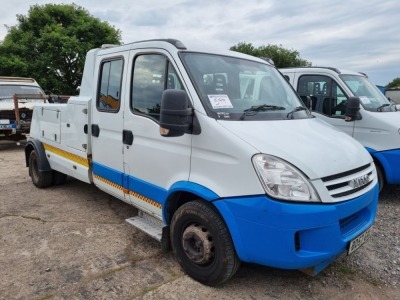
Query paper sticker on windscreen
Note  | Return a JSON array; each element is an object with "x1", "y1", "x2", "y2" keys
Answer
[{"x1": 208, "y1": 94, "x2": 233, "y2": 109}]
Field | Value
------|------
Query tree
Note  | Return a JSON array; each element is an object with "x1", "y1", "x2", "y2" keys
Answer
[
  {"x1": 230, "y1": 42, "x2": 311, "y2": 68},
  {"x1": 0, "y1": 3, "x2": 121, "y2": 94},
  {"x1": 386, "y1": 77, "x2": 400, "y2": 89}
]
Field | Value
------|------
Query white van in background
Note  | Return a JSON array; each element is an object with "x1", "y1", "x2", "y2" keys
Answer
[{"x1": 281, "y1": 67, "x2": 400, "y2": 191}]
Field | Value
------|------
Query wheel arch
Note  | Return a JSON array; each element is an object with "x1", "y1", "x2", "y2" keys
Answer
[
  {"x1": 365, "y1": 147, "x2": 386, "y2": 189},
  {"x1": 25, "y1": 140, "x2": 51, "y2": 172},
  {"x1": 372, "y1": 156, "x2": 386, "y2": 184},
  {"x1": 163, "y1": 181, "x2": 219, "y2": 225}
]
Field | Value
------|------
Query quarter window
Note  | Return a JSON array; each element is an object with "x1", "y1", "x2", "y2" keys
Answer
[{"x1": 97, "y1": 59, "x2": 123, "y2": 112}]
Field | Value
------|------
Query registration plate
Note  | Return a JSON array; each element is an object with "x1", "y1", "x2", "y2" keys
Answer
[
  {"x1": 347, "y1": 227, "x2": 372, "y2": 255},
  {"x1": 0, "y1": 124, "x2": 13, "y2": 129}
]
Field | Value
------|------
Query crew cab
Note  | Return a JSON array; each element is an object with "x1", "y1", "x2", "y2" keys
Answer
[{"x1": 25, "y1": 40, "x2": 378, "y2": 285}]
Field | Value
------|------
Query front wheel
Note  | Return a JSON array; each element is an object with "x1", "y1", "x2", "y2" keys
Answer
[{"x1": 170, "y1": 200, "x2": 240, "y2": 286}]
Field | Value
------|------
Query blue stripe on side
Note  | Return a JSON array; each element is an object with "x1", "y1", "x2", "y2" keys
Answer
[
  {"x1": 127, "y1": 175, "x2": 167, "y2": 204},
  {"x1": 370, "y1": 149, "x2": 400, "y2": 184},
  {"x1": 92, "y1": 161, "x2": 168, "y2": 204},
  {"x1": 93, "y1": 162, "x2": 124, "y2": 186}
]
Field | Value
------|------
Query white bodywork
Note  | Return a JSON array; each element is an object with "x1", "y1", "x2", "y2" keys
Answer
[
  {"x1": 281, "y1": 68, "x2": 400, "y2": 152},
  {"x1": 29, "y1": 43, "x2": 377, "y2": 222}
]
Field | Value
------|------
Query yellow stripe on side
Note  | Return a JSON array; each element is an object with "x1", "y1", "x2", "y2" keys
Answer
[
  {"x1": 94, "y1": 174, "x2": 162, "y2": 209},
  {"x1": 128, "y1": 190, "x2": 162, "y2": 209},
  {"x1": 94, "y1": 174, "x2": 124, "y2": 192},
  {"x1": 43, "y1": 143, "x2": 89, "y2": 167}
]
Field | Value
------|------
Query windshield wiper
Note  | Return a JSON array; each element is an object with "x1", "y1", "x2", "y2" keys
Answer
[
  {"x1": 377, "y1": 103, "x2": 390, "y2": 112},
  {"x1": 286, "y1": 106, "x2": 308, "y2": 119},
  {"x1": 240, "y1": 104, "x2": 285, "y2": 120}
]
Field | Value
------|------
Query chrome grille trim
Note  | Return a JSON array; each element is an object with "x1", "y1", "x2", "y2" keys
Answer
[{"x1": 320, "y1": 163, "x2": 376, "y2": 201}]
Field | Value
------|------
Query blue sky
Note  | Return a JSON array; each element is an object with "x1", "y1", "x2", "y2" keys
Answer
[{"x1": 1, "y1": 0, "x2": 399, "y2": 86}]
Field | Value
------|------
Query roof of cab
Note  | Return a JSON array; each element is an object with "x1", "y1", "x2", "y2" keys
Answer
[
  {"x1": 95, "y1": 38, "x2": 272, "y2": 66},
  {"x1": 0, "y1": 76, "x2": 39, "y2": 85},
  {"x1": 280, "y1": 67, "x2": 366, "y2": 77}
]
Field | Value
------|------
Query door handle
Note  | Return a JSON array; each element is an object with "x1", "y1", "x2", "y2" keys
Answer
[
  {"x1": 92, "y1": 124, "x2": 100, "y2": 137},
  {"x1": 123, "y1": 130, "x2": 134, "y2": 145}
]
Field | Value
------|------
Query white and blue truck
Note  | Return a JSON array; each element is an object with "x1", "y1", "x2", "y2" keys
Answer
[
  {"x1": 280, "y1": 67, "x2": 400, "y2": 191},
  {"x1": 26, "y1": 39, "x2": 378, "y2": 285}
]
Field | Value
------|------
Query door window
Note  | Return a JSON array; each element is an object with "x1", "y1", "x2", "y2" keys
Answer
[
  {"x1": 97, "y1": 58, "x2": 124, "y2": 112},
  {"x1": 131, "y1": 54, "x2": 184, "y2": 121},
  {"x1": 297, "y1": 75, "x2": 348, "y2": 118}
]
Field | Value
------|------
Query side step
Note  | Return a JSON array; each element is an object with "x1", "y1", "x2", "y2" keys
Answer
[{"x1": 126, "y1": 211, "x2": 170, "y2": 252}]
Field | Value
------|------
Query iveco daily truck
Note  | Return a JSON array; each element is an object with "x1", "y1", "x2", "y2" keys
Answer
[
  {"x1": 25, "y1": 39, "x2": 378, "y2": 285},
  {"x1": 281, "y1": 67, "x2": 400, "y2": 191}
]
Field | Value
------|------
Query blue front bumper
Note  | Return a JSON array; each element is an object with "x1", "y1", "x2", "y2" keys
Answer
[{"x1": 214, "y1": 183, "x2": 379, "y2": 273}]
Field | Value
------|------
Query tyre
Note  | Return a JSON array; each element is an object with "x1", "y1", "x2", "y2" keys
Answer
[
  {"x1": 170, "y1": 200, "x2": 240, "y2": 286},
  {"x1": 29, "y1": 150, "x2": 52, "y2": 188},
  {"x1": 376, "y1": 163, "x2": 384, "y2": 193},
  {"x1": 52, "y1": 170, "x2": 67, "y2": 185}
]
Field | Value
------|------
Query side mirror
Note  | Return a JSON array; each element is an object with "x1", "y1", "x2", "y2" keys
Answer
[
  {"x1": 344, "y1": 97, "x2": 361, "y2": 122},
  {"x1": 160, "y1": 90, "x2": 193, "y2": 137},
  {"x1": 304, "y1": 96, "x2": 312, "y2": 110}
]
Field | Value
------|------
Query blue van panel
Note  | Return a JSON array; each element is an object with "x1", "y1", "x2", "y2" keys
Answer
[{"x1": 371, "y1": 149, "x2": 400, "y2": 184}]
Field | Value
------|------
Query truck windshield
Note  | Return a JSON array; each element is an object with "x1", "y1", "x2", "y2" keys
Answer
[
  {"x1": 0, "y1": 85, "x2": 45, "y2": 101},
  {"x1": 180, "y1": 52, "x2": 310, "y2": 120},
  {"x1": 340, "y1": 75, "x2": 395, "y2": 112}
]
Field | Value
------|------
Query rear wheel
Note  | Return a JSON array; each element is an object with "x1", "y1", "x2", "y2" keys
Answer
[
  {"x1": 52, "y1": 170, "x2": 67, "y2": 185},
  {"x1": 170, "y1": 200, "x2": 240, "y2": 286},
  {"x1": 29, "y1": 150, "x2": 52, "y2": 188}
]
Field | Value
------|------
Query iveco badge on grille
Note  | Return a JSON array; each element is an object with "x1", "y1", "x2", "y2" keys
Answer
[{"x1": 349, "y1": 174, "x2": 370, "y2": 188}]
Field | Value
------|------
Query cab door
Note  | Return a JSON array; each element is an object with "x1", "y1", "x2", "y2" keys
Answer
[
  {"x1": 122, "y1": 50, "x2": 192, "y2": 217},
  {"x1": 91, "y1": 53, "x2": 130, "y2": 201},
  {"x1": 295, "y1": 74, "x2": 355, "y2": 136}
]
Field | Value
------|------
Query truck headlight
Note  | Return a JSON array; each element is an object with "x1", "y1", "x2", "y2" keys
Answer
[{"x1": 252, "y1": 154, "x2": 320, "y2": 202}]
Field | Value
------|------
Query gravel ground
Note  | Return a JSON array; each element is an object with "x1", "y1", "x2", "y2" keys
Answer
[
  {"x1": 344, "y1": 184, "x2": 400, "y2": 287},
  {"x1": 0, "y1": 142, "x2": 399, "y2": 299}
]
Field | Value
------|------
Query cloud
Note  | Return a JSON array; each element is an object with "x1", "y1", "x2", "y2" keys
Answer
[{"x1": 1, "y1": 0, "x2": 399, "y2": 85}]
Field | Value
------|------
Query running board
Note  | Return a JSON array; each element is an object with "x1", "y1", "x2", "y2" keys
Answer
[{"x1": 125, "y1": 211, "x2": 170, "y2": 252}]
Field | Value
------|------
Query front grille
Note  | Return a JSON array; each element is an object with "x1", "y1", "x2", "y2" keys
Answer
[
  {"x1": 321, "y1": 163, "x2": 375, "y2": 199},
  {"x1": 322, "y1": 164, "x2": 370, "y2": 182}
]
